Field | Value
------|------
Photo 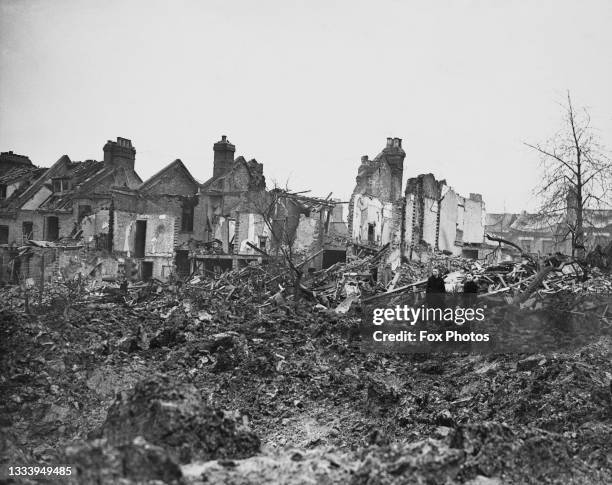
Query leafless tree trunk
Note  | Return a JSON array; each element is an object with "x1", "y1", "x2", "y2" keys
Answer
[
  {"x1": 252, "y1": 186, "x2": 304, "y2": 301},
  {"x1": 525, "y1": 92, "x2": 612, "y2": 258}
]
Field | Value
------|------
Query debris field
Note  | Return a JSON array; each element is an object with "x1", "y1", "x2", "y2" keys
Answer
[{"x1": 1, "y1": 253, "x2": 611, "y2": 484}]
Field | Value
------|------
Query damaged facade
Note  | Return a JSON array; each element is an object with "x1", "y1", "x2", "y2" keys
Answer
[
  {"x1": 266, "y1": 189, "x2": 348, "y2": 272},
  {"x1": 486, "y1": 210, "x2": 612, "y2": 259},
  {"x1": 1, "y1": 135, "x2": 348, "y2": 284},
  {"x1": 0, "y1": 139, "x2": 142, "y2": 283},
  {"x1": 348, "y1": 137, "x2": 404, "y2": 254},
  {"x1": 109, "y1": 157, "x2": 204, "y2": 280},
  {"x1": 404, "y1": 174, "x2": 486, "y2": 260},
  {"x1": 194, "y1": 135, "x2": 270, "y2": 273},
  {"x1": 348, "y1": 138, "x2": 487, "y2": 269},
  {"x1": 0, "y1": 138, "x2": 141, "y2": 246},
  {"x1": 4, "y1": 134, "x2": 610, "y2": 285}
]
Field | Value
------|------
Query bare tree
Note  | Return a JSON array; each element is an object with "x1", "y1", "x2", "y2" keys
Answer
[
  {"x1": 250, "y1": 185, "x2": 305, "y2": 301},
  {"x1": 525, "y1": 92, "x2": 612, "y2": 257},
  {"x1": 250, "y1": 184, "x2": 335, "y2": 302}
]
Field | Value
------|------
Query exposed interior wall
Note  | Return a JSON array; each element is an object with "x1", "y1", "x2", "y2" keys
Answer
[
  {"x1": 237, "y1": 212, "x2": 271, "y2": 254},
  {"x1": 463, "y1": 196, "x2": 486, "y2": 244},
  {"x1": 113, "y1": 210, "x2": 176, "y2": 279},
  {"x1": 294, "y1": 213, "x2": 319, "y2": 252},
  {"x1": 113, "y1": 211, "x2": 175, "y2": 256},
  {"x1": 438, "y1": 187, "x2": 459, "y2": 253},
  {"x1": 22, "y1": 186, "x2": 52, "y2": 211},
  {"x1": 403, "y1": 174, "x2": 485, "y2": 260},
  {"x1": 5, "y1": 182, "x2": 23, "y2": 199},
  {"x1": 80, "y1": 210, "x2": 110, "y2": 244},
  {"x1": 213, "y1": 216, "x2": 231, "y2": 252},
  {"x1": 201, "y1": 181, "x2": 267, "y2": 251},
  {"x1": 350, "y1": 194, "x2": 395, "y2": 246}
]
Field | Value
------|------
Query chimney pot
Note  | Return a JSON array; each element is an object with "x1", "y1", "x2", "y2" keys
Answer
[
  {"x1": 221, "y1": 135, "x2": 227, "y2": 142},
  {"x1": 361, "y1": 155, "x2": 369, "y2": 163},
  {"x1": 386, "y1": 137, "x2": 393, "y2": 148}
]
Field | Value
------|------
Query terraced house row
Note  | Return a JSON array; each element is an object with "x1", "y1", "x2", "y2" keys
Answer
[
  {"x1": 2, "y1": 135, "x2": 603, "y2": 285},
  {"x1": 0, "y1": 136, "x2": 346, "y2": 284}
]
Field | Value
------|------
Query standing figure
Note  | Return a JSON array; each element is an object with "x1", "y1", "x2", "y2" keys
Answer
[
  {"x1": 425, "y1": 268, "x2": 446, "y2": 313},
  {"x1": 462, "y1": 273, "x2": 479, "y2": 307}
]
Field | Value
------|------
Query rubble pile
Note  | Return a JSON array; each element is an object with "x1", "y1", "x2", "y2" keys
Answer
[
  {"x1": 1, "y1": 250, "x2": 611, "y2": 484},
  {"x1": 64, "y1": 437, "x2": 183, "y2": 484},
  {"x1": 4, "y1": 244, "x2": 610, "y2": 319},
  {"x1": 101, "y1": 376, "x2": 260, "y2": 463},
  {"x1": 586, "y1": 241, "x2": 612, "y2": 271},
  {"x1": 59, "y1": 376, "x2": 260, "y2": 483}
]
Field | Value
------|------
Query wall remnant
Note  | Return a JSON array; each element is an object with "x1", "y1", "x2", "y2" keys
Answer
[{"x1": 348, "y1": 139, "x2": 487, "y2": 266}]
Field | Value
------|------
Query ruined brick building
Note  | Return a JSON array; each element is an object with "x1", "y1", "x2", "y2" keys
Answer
[
  {"x1": 348, "y1": 138, "x2": 487, "y2": 268},
  {"x1": 0, "y1": 152, "x2": 46, "y2": 245},
  {"x1": 485, "y1": 210, "x2": 612, "y2": 259},
  {"x1": 0, "y1": 135, "x2": 347, "y2": 283},
  {"x1": 0, "y1": 138, "x2": 142, "y2": 247},
  {"x1": 110, "y1": 157, "x2": 201, "y2": 280},
  {"x1": 194, "y1": 135, "x2": 269, "y2": 273},
  {"x1": 404, "y1": 174, "x2": 485, "y2": 259},
  {"x1": 192, "y1": 136, "x2": 347, "y2": 274},
  {"x1": 349, "y1": 138, "x2": 405, "y2": 249},
  {"x1": 0, "y1": 139, "x2": 144, "y2": 282}
]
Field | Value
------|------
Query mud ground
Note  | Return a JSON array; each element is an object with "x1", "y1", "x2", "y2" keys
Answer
[{"x1": 1, "y1": 294, "x2": 611, "y2": 484}]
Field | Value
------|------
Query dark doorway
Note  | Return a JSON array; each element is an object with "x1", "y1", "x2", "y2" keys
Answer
[
  {"x1": 22, "y1": 221, "x2": 33, "y2": 242},
  {"x1": 175, "y1": 250, "x2": 190, "y2": 277},
  {"x1": 141, "y1": 261, "x2": 153, "y2": 281},
  {"x1": 214, "y1": 259, "x2": 233, "y2": 274},
  {"x1": 45, "y1": 216, "x2": 59, "y2": 241},
  {"x1": 461, "y1": 249, "x2": 478, "y2": 259},
  {"x1": 134, "y1": 220, "x2": 146, "y2": 258},
  {"x1": 181, "y1": 202, "x2": 194, "y2": 232},
  {"x1": 78, "y1": 205, "x2": 92, "y2": 221},
  {"x1": 0, "y1": 225, "x2": 8, "y2": 244},
  {"x1": 202, "y1": 258, "x2": 232, "y2": 274},
  {"x1": 367, "y1": 223, "x2": 375, "y2": 244},
  {"x1": 322, "y1": 249, "x2": 346, "y2": 269}
]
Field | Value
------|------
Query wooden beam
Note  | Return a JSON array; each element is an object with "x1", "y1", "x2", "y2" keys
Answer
[
  {"x1": 246, "y1": 241, "x2": 270, "y2": 257},
  {"x1": 362, "y1": 279, "x2": 428, "y2": 303}
]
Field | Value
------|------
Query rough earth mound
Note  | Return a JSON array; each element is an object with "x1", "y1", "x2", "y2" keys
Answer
[{"x1": 100, "y1": 376, "x2": 260, "y2": 463}]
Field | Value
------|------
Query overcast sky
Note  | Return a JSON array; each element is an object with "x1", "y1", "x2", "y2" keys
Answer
[{"x1": 1, "y1": 0, "x2": 611, "y2": 213}]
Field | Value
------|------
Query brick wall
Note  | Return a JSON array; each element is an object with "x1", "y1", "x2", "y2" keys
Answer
[
  {"x1": 463, "y1": 198, "x2": 485, "y2": 244},
  {"x1": 438, "y1": 188, "x2": 459, "y2": 252},
  {"x1": 141, "y1": 167, "x2": 197, "y2": 196}
]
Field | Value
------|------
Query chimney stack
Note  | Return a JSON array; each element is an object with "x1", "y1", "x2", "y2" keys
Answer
[
  {"x1": 0, "y1": 151, "x2": 33, "y2": 171},
  {"x1": 213, "y1": 135, "x2": 236, "y2": 178},
  {"x1": 382, "y1": 136, "x2": 406, "y2": 201},
  {"x1": 103, "y1": 137, "x2": 136, "y2": 171}
]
